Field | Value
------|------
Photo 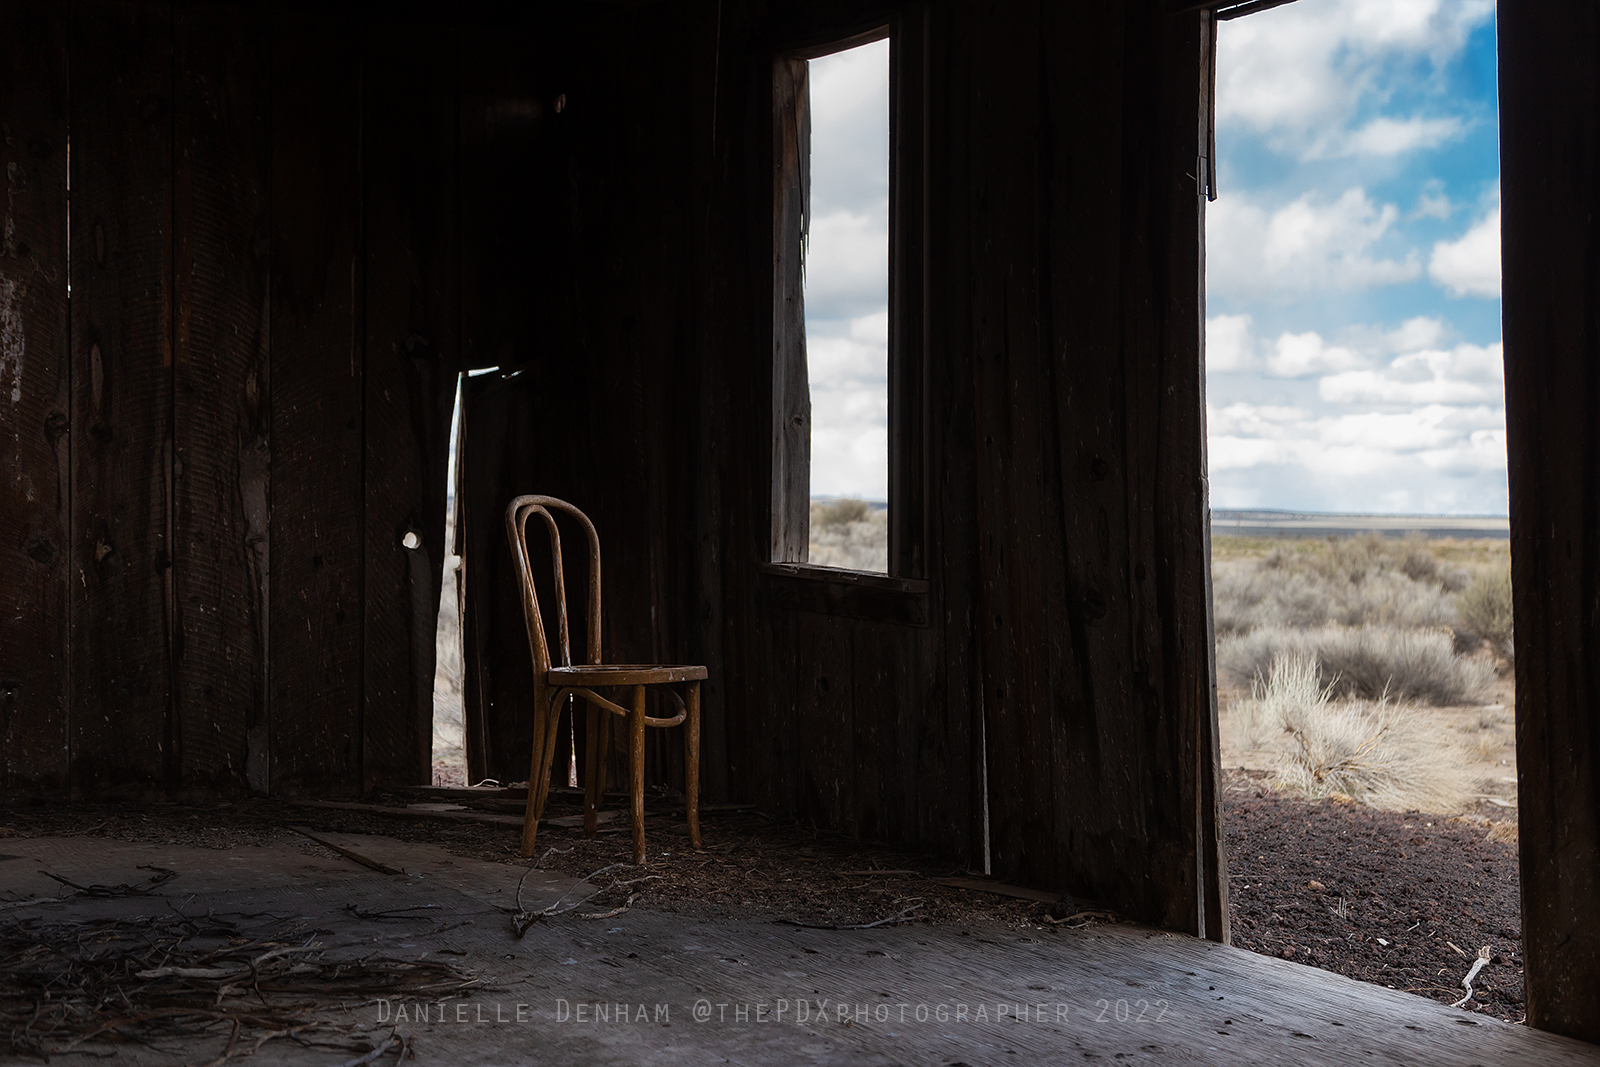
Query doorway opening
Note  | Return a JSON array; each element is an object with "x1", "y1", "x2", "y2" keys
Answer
[
  {"x1": 1203, "y1": 0, "x2": 1519, "y2": 1018},
  {"x1": 431, "y1": 376, "x2": 467, "y2": 786}
]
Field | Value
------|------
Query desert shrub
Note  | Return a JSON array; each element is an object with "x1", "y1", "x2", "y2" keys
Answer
[
  {"x1": 1456, "y1": 566, "x2": 1514, "y2": 660},
  {"x1": 1273, "y1": 692, "x2": 1471, "y2": 813},
  {"x1": 1231, "y1": 651, "x2": 1330, "y2": 749},
  {"x1": 1211, "y1": 534, "x2": 1461, "y2": 637},
  {"x1": 1217, "y1": 625, "x2": 1493, "y2": 706},
  {"x1": 813, "y1": 497, "x2": 872, "y2": 528},
  {"x1": 1233, "y1": 651, "x2": 1471, "y2": 812},
  {"x1": 808, "y1": 501, "x2": 888, "y2": 572}
]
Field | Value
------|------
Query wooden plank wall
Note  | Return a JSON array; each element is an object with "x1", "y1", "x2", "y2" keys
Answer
[
  {"x1": 451, "y1": 0, "x2": 1221, "y2": 936},
  {"x1": 1499, "y1": 0, "x2": 1600, "y2": 1044},
  {"x1": 0, "y1": 0, "x2": 459, "y2": 798},
  {"x1": 6, "y1": 0, "x2": 1224, "y2": 945},
  {"x1": 0, "y1": 0, "x2": 69, "y2": 792}
]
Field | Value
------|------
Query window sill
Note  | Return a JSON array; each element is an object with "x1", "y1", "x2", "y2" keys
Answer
[{"x1": 758, "y1": 563, "x2": 929, "y2": 626}]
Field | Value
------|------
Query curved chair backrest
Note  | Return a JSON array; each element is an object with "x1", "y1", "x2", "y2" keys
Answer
[{"x1": 505, "y1": 495, "x2": 603, "y2": 678}]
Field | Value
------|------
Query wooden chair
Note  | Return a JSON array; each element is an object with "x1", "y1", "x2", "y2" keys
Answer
[{"x1": 505, "y1": 495, "x2": 706, "y2": 864}]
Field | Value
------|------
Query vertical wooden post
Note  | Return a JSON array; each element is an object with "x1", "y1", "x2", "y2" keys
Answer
[
  {"x1": 268, "y1": 8, "x2": 364, "y2": 794},
  {"x1": 171, "y1": 2, "x2": 271, "y2": 796},
  {"x1": 1500, "y1": 0, "x2": 1600, "y2": 1042}
]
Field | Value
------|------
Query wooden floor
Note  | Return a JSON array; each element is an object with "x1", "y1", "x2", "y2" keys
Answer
[{"x1": 2, "y1": 832, "x2": 1596, "y2": 1066}]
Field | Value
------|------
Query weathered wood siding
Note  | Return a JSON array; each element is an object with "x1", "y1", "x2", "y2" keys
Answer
[
  {"x1": 5, "y1": 0, "x2": 1224, "y2": 943},
  {"x1": 0, "y1": 1, "x2": 70, "y2": 792},
  {"x1": 452, "y1": 0, "x2": 1223, "y2": 936},
  {"x1": 1500, "y1": 0, "x2": 1600, "y2": 1044},
  {"x1": 0, "y1": 0, "x2": 460, "y2": 797}
]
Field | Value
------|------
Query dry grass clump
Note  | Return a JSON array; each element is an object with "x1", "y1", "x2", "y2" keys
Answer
[
  {"x1": 1218, "y1": 624, "x2": 1493, "y2": 705},
  {"x1": 1232, "y1": 649, "x2": 1328, "y2": 750},
  {"x1": 808, "y1": 498, "x2": 888, "y2": 572},
  {"x1": 1241, "y1": 653, "x2": 1472, "y2": 813}
]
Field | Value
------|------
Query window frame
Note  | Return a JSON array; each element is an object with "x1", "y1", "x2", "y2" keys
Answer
[{"x1": 766, "y1": 11, "x2": 928, "y2": 608}]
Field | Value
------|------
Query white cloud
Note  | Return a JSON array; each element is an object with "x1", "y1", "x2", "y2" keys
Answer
[
  {"x1": 1206, "y1": 314, "x2": 1257, "y2": 372},
  {"x1": 1268, "y1": 331, "x2": 1366, "y2": 377},
  {"x1": 807, "y1": 40, "x2": 889, "y2": 218},
  {"x1": 1216, "y1": 0, "x2": 1493, "y2": 159},
  {"x1": 1318, "y1": 116, "x2": 1464, "y2": 159},
  {"x1": 1384, "y1": 316, "x2": 1448, "y2": 352},
  {"x1": 1319, "y1": 342, "x2": 1503, "y2": 405},
  {"x1": 1412, "y1": 186, "x2": 1453, "y2": 221},
  {"x1": 808, "y1": 312, "x2": 889, "y2": 499},
  {"x1": 805, "y1": 208, "x2": 888, "y2": 321},
  {"x1": 1429, "y1": 204, "x2": 1501, "y2": 298},
  {"x1": 1208, "y1": 188, "x2": 1420, "y2": 299},
  {"x1": 1206, "y1": 320, "x2": 1507, "y2": 513}
]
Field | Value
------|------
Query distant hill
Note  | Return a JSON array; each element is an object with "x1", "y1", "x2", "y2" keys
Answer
[{"x1": 1211, "y1": 510, "x2": 1508, "y2": 540}]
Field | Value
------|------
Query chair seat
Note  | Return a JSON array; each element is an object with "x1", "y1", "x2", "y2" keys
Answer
[{"x1": 548, "y1": 663, "x2": 709, "y2": 686}]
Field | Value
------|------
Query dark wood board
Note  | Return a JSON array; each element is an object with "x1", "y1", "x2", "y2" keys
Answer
[
  {"x1": 457, "y1": 370, "x2": 562, "y2": 787},
  {"x1": 941, "y1": 0, "x2": 1215, "y2": 932},
  {"x1": 67, "y1": 0, "x2": 174, "y2": 796},
  {"x1": 361, "y1": 16, "x2": 460, "y2": 791},
  {"x1": 0, "y1": 0, "x2": 69, "y2": 793},
  {"x1": 1499, "y1": 0, "x2": 1600, "y2": 1043},
  {"x1": 267, "y1": 8, "x2": 364, "y2": 794},
  {"x1": 170, "y1": 2, "x2": 271, "y2": 795},
  {"x1": 455, "y1": 12, "x2": 565, "y2": 788},
  {"x1": 793, "y1": 611, "x2": 854, "y2": 832}
]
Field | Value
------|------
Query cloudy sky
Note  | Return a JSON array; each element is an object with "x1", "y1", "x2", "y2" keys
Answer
[
  {"x1": 806, "y1": 2, "x2": 1503, "y2": 514},
  {"x1": 805, "y1": 40, "x2": 891, "y2": 501},
  {"x1": 1207, "y1": 0, "x2": 1504, "y2": 515}
]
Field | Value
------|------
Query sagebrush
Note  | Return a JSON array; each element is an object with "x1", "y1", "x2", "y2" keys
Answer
[
  {"x1": 808, "y1": 499, "x2": 888, "y2": 572},
  {"x1": 1212, "y1": 533, "x2": 1512, "y2": 702},
  {"x1": 1240, "y1": 652, "x2": 1472, "y2": 813},
  {"x1": 1218, "y1": 624, "x2": 1494, "y2": 706}
]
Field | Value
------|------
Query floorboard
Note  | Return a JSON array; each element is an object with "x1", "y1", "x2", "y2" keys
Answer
[{"x1": 1, "y1": 834, "x2": 1594, "y2": 1065}]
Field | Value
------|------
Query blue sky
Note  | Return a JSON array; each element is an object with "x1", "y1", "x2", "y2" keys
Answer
[
  {"x1": 1207, "y1": 0, "x2": 1504, "y2": 514},
  {"x1": 805, "y1": 4, "x2": 1504, "y2": 514}
]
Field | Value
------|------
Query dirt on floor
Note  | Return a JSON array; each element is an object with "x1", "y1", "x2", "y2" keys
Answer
[{"x1": 0, "y1": 776, "x2": 1524, "y2": 1023}]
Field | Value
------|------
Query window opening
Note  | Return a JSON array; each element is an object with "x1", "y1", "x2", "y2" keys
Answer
[{"x1": 779, "y1": 38, "x2": 891, "y2": 574}]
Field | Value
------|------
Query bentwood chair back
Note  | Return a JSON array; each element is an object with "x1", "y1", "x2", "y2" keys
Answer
[{"x1": 505, "y1": 495, "x2": 706, "y2": 863}]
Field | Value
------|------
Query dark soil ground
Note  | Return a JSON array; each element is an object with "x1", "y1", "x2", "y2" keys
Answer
[
  {"x1": 0, "y1": 773, "x2": 1524, "y2": 1022},
  {"x1": 1223, "y1": 769, "x2": 1523, "y2": 1022}
]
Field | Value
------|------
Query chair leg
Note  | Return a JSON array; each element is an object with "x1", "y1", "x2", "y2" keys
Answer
[
  {"x1": 685, "y1": 681, "x2": 701, "y2": 849},
  {"x1": 583, "y1": 702, "x2": 604, "y2": 836},
  {"x1": 520, "y1": 687, "x2": 550, "y2": 858},
  {"x1": 630, "y1": 684, "x2": 647, "y2": 865},
  {"x1": 531, "y1": 697, "x2": 565, "y2": 823}
]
